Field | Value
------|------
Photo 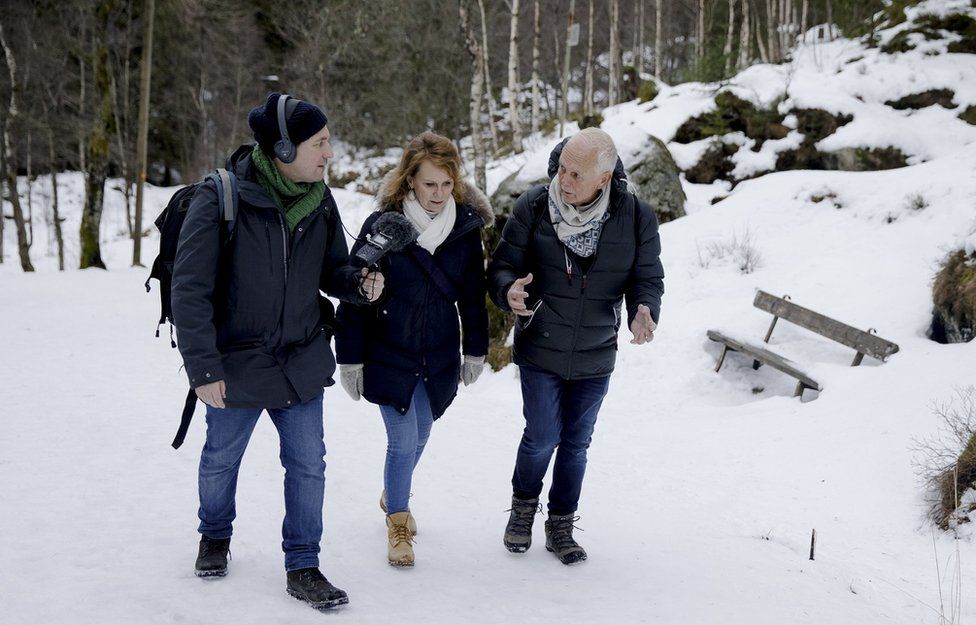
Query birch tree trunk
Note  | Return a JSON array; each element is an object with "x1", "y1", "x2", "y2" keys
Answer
[
  {"x1": 697, "y1": 0, "x2": 705, "y2": 75},
  {"x1": 767, "y1": 0, "x2": 778, "y2": 62},
  {"x1": 825, "y1": 0, "x2": 833, "y2": 41},
  {"x1": 737, "y1": 0, "x2": 751, "y2": 69},
  {"x1": 723, "y1": 0, "x2": 737, "y2": 77},
  {"x1": 654, "y1": 0, "x2": 662, "y2": 79},
  {"x1": 48, "y1": 130, "x2": 64, "y2": 271},
  {"x1": 583, "y1": 0, "x2": 594, "y2": 115},
  {"x1": 507, "y1": 0, "x2": 522, "y2": 153},
  {"x1": 133, "y1": 0, "x2": 154, "y2": 266},
  {"x1": 800, "y1": 0, "x2": 809, "y2": 40},
  {"x1": 0, "y1": 20, "x2": 35, "y2": 272},
  {"x1": 459, "y1": 0, "x2": 486, "y2": 192},
  {"x1": 477, "y1": 0, "x2": 499, "y2": 155},
  {"x1": 530, "y1": 0, "x2": 542, "y2": 132},
  {"x1": 559, "y1": 0, "x2": 576, "y2": 135},
  {"x1": 638, "y1": 0, "x2": 645, "y2": 76},
  {"x1": 756, "y1": 7, "x2": 770, "y2": 62},
  {"x1": 608, "y1": 0, "x2": 619, "y2": 107}
]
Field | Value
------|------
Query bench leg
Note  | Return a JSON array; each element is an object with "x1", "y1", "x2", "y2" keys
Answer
[
  {"x1": 715, "y1": 346, "x2": 729, "y2": 372},
  {"x1": 851, "y1": 352, "x2": 864, "y2": 367},
  {"x1": 793, "y1": 381, "x2": 806, "y2": 398},
  {"x1": 763, "y1": 316, "x2": 780, "y2": 343}
]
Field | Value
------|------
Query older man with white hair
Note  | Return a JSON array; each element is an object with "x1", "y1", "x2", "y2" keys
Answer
[{"x1": 488, "y1": 128, "x2": 664, "y2": 565}]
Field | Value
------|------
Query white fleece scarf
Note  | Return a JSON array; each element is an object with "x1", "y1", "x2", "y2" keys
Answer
[
  {"x1": 403, "y1": 191, "x2": 457, "y2": 254},
  {"x1": 548, "y1": 174, "x2": 612, "y2": 257}
]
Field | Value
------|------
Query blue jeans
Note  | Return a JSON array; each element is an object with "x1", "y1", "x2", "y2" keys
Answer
[
  {"x1": 198, "y1": 393, "x2": 326, "y2": 571},
  {"x1": 379, "y1": 382, "x2": 434, "y2": 514},
  {"x1": 512, "y1": 365, "x2": 610, "y2": 516}
]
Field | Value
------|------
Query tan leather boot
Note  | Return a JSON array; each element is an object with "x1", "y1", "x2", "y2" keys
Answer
[
  {"x1": 386, "y1": 512, "x2": 415, "y2": 567},
  {"x1": 380, "y1": 491, "x2": 417, "y2": 536}
]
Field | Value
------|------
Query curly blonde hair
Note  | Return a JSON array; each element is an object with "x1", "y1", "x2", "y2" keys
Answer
[{"x1": 380, "y1": 131, "x2": 465, "y2": 208}]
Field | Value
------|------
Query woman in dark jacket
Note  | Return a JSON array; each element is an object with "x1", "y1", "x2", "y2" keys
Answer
[{"x1": 336, "y1": 131, "x2": 492, "y2": 567}]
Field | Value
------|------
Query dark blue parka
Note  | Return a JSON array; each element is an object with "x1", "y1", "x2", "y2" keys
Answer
[
  {"x1": 487, "y1": 139, "x2": 665, "y2": 380},
  {"x1": 335, "y1": 182, "x2": 492, "y2": 418},
  {"x1": 171, "y1": 145, "x2": 367, "y2": 408}
]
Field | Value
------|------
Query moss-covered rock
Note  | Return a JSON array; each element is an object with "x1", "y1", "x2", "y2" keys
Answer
[
  {"x1": 685, "y1": 141, "x2": 738, "y2": 184},
  {"x1": 831, "y1": 147, "x2": 909, "y2": 171},
  {"x1": 793, "y1": 108, "x2": 854, "y2": 143},
  {"x1": 485, "y1": 291, "x2": 514, "y2": 371},
  {"x1": 578, "y1": 113, "x2": 604, "y2": 130},
  {"x1": 880, "y1": 30, "x2": 918, "y2": 54},
  {"x1": 621, "y1": 65, "x2": 641, "y2": 101},
  {"x1": 960, "y1": 105, "x2": 976, "y2": 125},
  {"x1": 673, "y1": 91, "x2": 786, "y2": 149},
  {"x1": 881, "y1": 12, "x2": 976, "y2": 54},
  {"x1": 885, "y1": 88, "x2": 956, "y2": 110},
  {"x1": 629, "y1": 135, "x2": 687, "y2": 223},
  {"x1": 489, "y1": 169, "x2": 548, "y2": 221},
  {"x1": 918, "y1": 13, "x2": 976, "y2": 53},
  {"x1": 638, "y1": 81, "x2": 659, "y2": 104},
  {"x1": 938, "y1": 431, "x2": 976, "y2": 529},
  {"x1": 930, "y1": 249, "x2": 976, "y2": 344},
  {"x1": 776, "y1": 145, "x2": 908, "y2": 172}
]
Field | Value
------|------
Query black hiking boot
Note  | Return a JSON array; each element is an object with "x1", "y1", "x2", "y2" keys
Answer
[
  {"x1": 544, "y1": 514, "x2": 587, "y2": 565},
  {"x1": 286, "y1": 568, "x2": 349, "y2": 610},
  {"x1": 194, "y1": 535, "x2": 231, "y2": 578},
  {"x1": 503, "y1": 496, "x2": 540, "y2": 553}
]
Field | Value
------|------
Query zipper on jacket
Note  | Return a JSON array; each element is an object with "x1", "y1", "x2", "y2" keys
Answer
[
  {"x1": 566, "y1": 271, "x2": 587, "y2": 379},
  {"x1": 265, "y1": 222, "x2": 274, "y2": 275},
  {"x1": 275, "y1": 212, "x2": 289, "y2": 283}
]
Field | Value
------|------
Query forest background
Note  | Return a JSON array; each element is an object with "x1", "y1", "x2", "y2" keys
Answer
[{"x1": 0, "y1": 0, "x2": 887, "y2": 272}]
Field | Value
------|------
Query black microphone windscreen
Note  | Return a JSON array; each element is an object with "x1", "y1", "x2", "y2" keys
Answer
[{"x1": 371, "y1": 211, "x2": 419, "y2": 252}]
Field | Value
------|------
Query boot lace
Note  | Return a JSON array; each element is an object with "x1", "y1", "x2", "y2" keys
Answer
[
  {"x1": 390, "y1": 521, "x2": 414, "y2": 546},
  {"x1": 506, "y1": 500, "x2": 541, "y2": 535},
  {"x1": 548, "y1": 516, "x2": 584, "y2": 551}
]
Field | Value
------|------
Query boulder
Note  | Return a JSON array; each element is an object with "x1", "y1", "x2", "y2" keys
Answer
[{"x1": 629, "y1": 135, "x2": 687, "y2": 222}]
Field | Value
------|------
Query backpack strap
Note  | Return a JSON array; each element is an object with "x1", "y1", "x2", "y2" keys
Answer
[
  {"x1": 407, "y1": 246, "x2": 461, "y2": 302},
  {"x1": 206, "y1": 168, "x2": 238, "y2": 229},
  {"x1": 171, "y1": 387, "x2": 198, "y2": 449}
]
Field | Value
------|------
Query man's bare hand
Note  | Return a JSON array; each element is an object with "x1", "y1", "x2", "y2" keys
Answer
[
  {"x1": 506, "y1": 273, "x2": 535, "y2": 316},
  {"x1": 196, "y1": 380, "x2": 227, "y2": 408},
  {"x1": 630, "y1": 304, "x2": 657, "y2": 345},
  {"x1": 360, "y1": 267, "x2": 385, "y2": 302}
]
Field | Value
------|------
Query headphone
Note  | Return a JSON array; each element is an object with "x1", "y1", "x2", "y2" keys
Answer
[{"x1": 273, "y1": 94, "x2": 301, "y2": 163}]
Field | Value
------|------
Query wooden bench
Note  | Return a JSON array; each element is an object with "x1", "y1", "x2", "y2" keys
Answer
[{"x1": 708, "y1": 290, "x2": 900, "y2": 398}]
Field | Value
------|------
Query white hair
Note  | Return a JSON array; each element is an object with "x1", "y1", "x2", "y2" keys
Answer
[{"x1": 570, "y1": 128, "x2": 618, "y2": 175}]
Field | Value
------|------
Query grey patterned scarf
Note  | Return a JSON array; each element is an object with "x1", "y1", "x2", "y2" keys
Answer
[{"x1": 547, "y1": 174, "x2": 611, "y2": 257}]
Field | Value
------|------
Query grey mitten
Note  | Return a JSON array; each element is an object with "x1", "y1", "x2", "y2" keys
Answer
[
  {"x1": 339, "y1": 364, "x2": 364, "y2": 400},
  {"x1": 461, "y1": 355, "x2": 485, "y2": 386}
]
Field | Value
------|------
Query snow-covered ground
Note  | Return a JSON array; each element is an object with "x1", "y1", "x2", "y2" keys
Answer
[{"x1": 4, "y1": 3, "x2": 976, "y2": 623}]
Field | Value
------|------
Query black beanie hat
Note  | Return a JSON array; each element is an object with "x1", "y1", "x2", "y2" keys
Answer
[{"x1": 248, "y1": 92, "x2": 328, "y2": 157}]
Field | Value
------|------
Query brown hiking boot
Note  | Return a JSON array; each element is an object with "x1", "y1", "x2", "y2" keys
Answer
[
  {"x1": 380, "y1": 490, "x2": 417, "y2": 536},
  {"x1": 386, "y1": 512, "x2": 415, "y2": 567},
  {"x1": 503, "y1": 496, "x2": 540, "y2": 553},
  {"x1": 544, "y1": 513, "x2": 587, "y2": 565}
]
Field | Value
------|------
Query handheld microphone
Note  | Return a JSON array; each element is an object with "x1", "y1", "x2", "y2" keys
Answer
[{"x1": 355, "y1": 211, "x2": 419, "y2": 266}]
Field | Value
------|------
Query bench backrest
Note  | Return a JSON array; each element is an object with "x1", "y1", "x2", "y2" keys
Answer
[{"x1": 753, "y1": 290, "x2": 900, "y2": 361}]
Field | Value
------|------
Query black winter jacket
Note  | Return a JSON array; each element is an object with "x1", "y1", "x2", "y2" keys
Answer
[
  {"x1": 335, "y1": 182, "x2": 492, "y2": 418},
  {"x1": 171, "y1": 145, "x2": 367, "y2": 408},
  {"x1": 487, "y1": 140, "x2": 664, "y2": 380}
]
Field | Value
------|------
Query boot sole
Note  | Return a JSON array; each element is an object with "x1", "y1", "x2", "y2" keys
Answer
[
  {"x1": 388, "y1": 559, "x2": 415, "y2": 568},
  {"x1": 195, "y1": 569, "x2": 227, "y2": 578},
  {"x1": 286, "y1": 588, "x2": 349, "y2": 610},
  {"x1": 545, "y1": 545, "x2": 588, "y2": 565},
  {"x1": 504, "y1": 542, "x2": 530, "y2": 553}
]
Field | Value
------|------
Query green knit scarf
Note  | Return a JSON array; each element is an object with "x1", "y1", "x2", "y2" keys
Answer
[{"x1": 251, "y1": 145, "x2": 325, "y2": 232}]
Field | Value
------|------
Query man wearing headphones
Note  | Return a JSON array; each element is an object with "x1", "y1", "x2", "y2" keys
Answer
[{"x1": 172, "y1": 92, "x2": 382, "y2": 610}]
